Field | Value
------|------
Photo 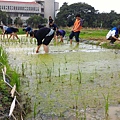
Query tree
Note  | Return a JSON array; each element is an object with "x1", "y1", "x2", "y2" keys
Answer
[
  {"x1": 0, "y1": 10, "x2": 12, "y2": 25},
  {"x1": 55, "y1": 2, "x2": 97, "y2": 27},
  {"x1": 55, "y1": 2, "x2": 120, "y2": 28},
  {"x1": 14, "y1": 17, "x2": 23, "y2": 27},
  {"x1": 26, "y1": 15, "x2": 47, "y2": 28}
]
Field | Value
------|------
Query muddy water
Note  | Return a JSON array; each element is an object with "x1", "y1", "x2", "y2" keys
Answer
[{"x1": 1, "y1": 36, "x2": 120, "y2": 120}]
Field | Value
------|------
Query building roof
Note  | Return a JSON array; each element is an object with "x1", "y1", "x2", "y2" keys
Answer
[{"x1": 0, "y1": 0, "x2": 38, "y2": 4}]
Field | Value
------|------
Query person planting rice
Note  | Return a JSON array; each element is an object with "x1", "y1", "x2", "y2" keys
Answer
[
  {"x1": 23, "y1": 26, "x2": 32, "y2": 37},
  {"x1": 56, "y1": 29, "x2": 66, "y2": 43},
  {"x1": 4, "y1": 27, "x2": 19, "y2": 40},
  {"x1": 106, "y1": 25, "x2": 120, "y2": 45},
  {"x1": 0, "y1": 25, "x2": 9, "y2": 39},
  {"x1": 30, "y1": 25, "x2": 54, "y2": 53}
]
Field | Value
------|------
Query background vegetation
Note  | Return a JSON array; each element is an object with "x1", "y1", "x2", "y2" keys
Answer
[{"x1": 0, "y1": 2, "x2": 120, "y2": 28}]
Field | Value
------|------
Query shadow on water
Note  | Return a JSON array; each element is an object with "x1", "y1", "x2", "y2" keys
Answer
[{"x1": 1, "y1": 36, "x2": 120, "y2": 120}]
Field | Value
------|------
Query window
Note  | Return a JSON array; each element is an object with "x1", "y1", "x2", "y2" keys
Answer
[{"x1": 41, "y1": 8, "x2": 44, "y2": 12}]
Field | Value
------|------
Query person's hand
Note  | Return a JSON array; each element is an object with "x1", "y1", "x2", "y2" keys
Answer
[
  {"x1": 36, "y1": 50, "x2": 39, "y2": 53},
  {"x1": 118, "y1": 38, "x2": 120, "y2": 40}
]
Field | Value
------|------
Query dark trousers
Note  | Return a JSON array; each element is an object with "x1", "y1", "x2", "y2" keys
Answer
[
  {"x1": 69, "y1": 31, "x2": 80, "y2": 42},
  {"x1": 107, "y1": 35, "x2": 119, "y2": 44}
]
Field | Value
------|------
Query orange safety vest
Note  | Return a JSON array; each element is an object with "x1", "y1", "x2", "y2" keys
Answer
[{"x1": 72, "y1": 19, "x2": 82, "y2": 32}]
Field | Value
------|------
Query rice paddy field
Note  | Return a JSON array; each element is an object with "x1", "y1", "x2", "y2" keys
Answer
[{"x1": 0, "y1": 30, "x2": 120, "y2": 120}]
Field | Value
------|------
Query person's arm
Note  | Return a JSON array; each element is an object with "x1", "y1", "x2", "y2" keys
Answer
[
  {"x1": 60, "y1": 35, "x2": 63, "y2": 42},
  {"x1": 36, "y1": 45, "x2": 41, "y2": 53},
  {"x1": 111, "y1": 30, "x2": 119, "y2": 40},
  {"x1": 112, "y1": 36, "x2": 119, "y2": 40}
]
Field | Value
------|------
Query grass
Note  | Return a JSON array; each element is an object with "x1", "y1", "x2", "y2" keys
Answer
[
  {"x1": 80, "y1": 28, "x2": 108, "y2": 40},
  {"x1": 62, "y1": 27, "x2": 108, "y2": 40},
  {"x1": 0, "y1": 46, "x2": 20, "y2": 88},
  {"x1": 0, "y1": 46, "x2": 21, "y2": 118}
]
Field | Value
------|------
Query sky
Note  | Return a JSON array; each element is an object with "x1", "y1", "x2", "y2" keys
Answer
[
  {"x1": 6, "y1": 0, "x2": 120, "y2": 14},
  {"x1": 55, "y1": 0, "x2": 120, "y2": 14}
]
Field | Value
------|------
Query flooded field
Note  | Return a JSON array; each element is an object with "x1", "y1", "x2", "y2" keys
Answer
[{"x1": 1, "y1": 35, "x2": 120, "y2": 120}]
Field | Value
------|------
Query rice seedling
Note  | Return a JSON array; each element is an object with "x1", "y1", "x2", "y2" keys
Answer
[
  {"x1": 47, "y1": 68, "x2": 52, "y2": 80},
  {"x1": 102, "y1": 93, "x2": 109, "y2": 118},
  {"x1": 22, "y1": 63, "x2": 25, "y2": 76},
  {"x1": 64, "y1": 55, "x2": 67, "y2": 70},
  {"x1": 58, "y1": 62, "x2": 61, "y2": 77},
  {"x1": 78, "y1": 67, "x2": 82, "y2": 84},
  {"x1": 33, "y1": 102, "x2": 37, "y2": 118},
  {"x1": 30, "y1": 63, "x2": 32, "y2": 75},
  {"x1": 52, "y1": 61, "x2": 54, "y2": 72},
  {"x1": 36, "y1": 80, "x2": 39, "y2": 90},
  {"x1": 69, "y1": 73, "x2": 72, "y2": 86},
  {"x1": 58, "y1": 67, "x2": 60, "y2": 77},
  {"x1": 38, "y1": 70, "x2": 42, "y2": 84}
]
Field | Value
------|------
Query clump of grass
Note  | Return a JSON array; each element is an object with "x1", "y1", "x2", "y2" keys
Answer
[{"x1": 101, "y1": 42, "x2": 120, "y2": 49}]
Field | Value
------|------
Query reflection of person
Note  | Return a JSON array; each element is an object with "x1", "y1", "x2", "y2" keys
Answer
[
  {"x1": 23, "y1": 26, "x2": 32, "y2": 37},
  {"x1": 69, "y1": 14, "x2": 82, "y2": 45},
  {"x1": 4, "y1": 27, "x2": 19, "y2": 40},
  {"x1": 56, "y1": 29, "x2": 66, "y2": 43},
  {"x1": 0, "y1": 25, "x2": 9, "y2": 39},
  {"x1": 30, "y1": 26, "x2": 54, "y2": 53},
  {"x1": 106, "y1": 25, "x2": 120, "y2": 44}
]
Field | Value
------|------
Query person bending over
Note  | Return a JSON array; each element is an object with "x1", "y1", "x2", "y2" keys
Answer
[
  {"x1": 30, "y1": 26, "x2": 54, "y2": 53},
  {"x1": 23, "y1": 26, "x2": 32, "y2": 37},
  {"x1": 106, "y1": 25, "x2": 120, "y2": 44},
  {"x1": 56, "y1": 29, "x2": 66, "y2": 43},
  {"x1": 0, "y1": 25, "x2": 9, "y2": 39},
  {"x1": 4, "y1": 27, "x2": 19, "y2": 40}
]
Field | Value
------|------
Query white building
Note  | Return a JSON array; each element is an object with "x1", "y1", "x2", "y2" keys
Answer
[{"x1": 0, "y1": 0, "x2": 59, "y2": 24}]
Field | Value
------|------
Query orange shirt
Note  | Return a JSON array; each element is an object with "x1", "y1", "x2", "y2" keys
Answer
[{"x1": 72, "y1": 19, "x2": 82, "y2": 32}]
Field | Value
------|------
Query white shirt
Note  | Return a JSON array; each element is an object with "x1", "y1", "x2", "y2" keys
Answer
[
  {"x1": 3, "y1": 25, "x2": 8, "y2": 30},
  {"x1": 106, "y1": 30, "x2": 116, "y2": 39}
]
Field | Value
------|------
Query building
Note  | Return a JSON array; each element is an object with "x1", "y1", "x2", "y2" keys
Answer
[{"x1": 0, "y1": 0, "x2": 59, "y2": 24}]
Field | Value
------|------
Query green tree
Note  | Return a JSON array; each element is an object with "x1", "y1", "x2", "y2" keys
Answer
[
  {"x1": 0, "y1": 10, "x2": 12, "y2": 25},
  {"x1": 14, "y1": 17, "x2": 23, "y2": 27},
  {"x1": 26, "y1": 15, "x2": 47, "y2": 28},
  {"x1": 55, "y1": 2, "x2": 96, "y2": 27},
  {"x1": 0, "y1": 10, "x2": 6, "y2": 24},
  {"x1": 55, "y1": 2, "x2": 120, "y2": 28}
]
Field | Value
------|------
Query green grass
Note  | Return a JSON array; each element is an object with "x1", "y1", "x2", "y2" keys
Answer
[
  {"x1": 80, "y1": 28, "x2": 108, "y2": 40},
  {"x1": 61, "y1": 27, "x2": 109, "y2": 40},
  {"x1": 0, "y1": 46, "x2": 20, "y2": 90}
]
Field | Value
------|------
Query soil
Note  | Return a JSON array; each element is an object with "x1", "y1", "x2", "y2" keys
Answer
[{"x1": 0, "y1": 83, "x2": 24, "y2": 120}]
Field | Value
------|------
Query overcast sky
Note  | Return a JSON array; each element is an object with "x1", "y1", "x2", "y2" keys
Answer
[
  {"x1": 7, "y1": 0, "x2": 120, "y2": 14},
  {"x1": 55, "y1": 0, "x2": 120, "y2": 13}
]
